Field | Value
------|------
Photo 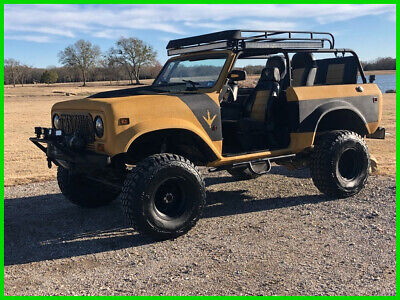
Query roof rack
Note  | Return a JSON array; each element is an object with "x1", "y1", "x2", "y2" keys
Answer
[{"x1": 167, "y1": 30, "x2": 335, "y2": 56}]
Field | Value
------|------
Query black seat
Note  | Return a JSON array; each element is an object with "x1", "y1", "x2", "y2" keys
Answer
[
  {"x1": 291, "y1": 52, "x2": 317, "y2": 86},
  {"x1": 236, "y1": 67, "x2": 281, "y2": 151},
  {"x1": 265, "y1": 55, "x2": 288, "y2": 89},
  {"x1": 243, "y1": 66, "x2": 280, "y2": 120}
]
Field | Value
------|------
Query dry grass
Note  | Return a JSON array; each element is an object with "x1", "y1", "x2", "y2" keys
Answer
[
  {"x1": 366, "y1": 93, "x2": 396, "y2": 176},
  {"x1": 4, "y1": 81, "x2": 396, "y2": 186},
  {"x1": 364, "y1": 70, "x2": 396, "y2": 75}
]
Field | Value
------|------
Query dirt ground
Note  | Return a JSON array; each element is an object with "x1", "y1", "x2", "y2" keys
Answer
[
  {"x1": 4, "y1": 169, "x2": 396, "y2": 295},
  {"x1": 3, "y1": 80, "x2": 396, "y2": 296},
  {"x1": 4, "y1": 81, "x2": 396, "y2": 186}
]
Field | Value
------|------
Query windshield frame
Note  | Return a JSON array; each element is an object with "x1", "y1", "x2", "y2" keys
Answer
[{"x1": 152, "y1": 51, "x2": 234, "y2": 93}]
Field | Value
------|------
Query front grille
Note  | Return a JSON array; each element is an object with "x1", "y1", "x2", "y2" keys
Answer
[{"x1": 59, "y1": 113, "x2": 95, "y2": 143}]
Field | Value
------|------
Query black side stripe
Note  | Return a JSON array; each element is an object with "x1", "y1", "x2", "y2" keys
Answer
[
  {"x1": 176, "y1": 94, "x2": 222, "y2": 141},
  {"x1": 287, "y1": 95, "x2": 379, "y2": 132}
]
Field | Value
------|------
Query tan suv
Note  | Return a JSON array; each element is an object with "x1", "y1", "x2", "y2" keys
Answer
[{"x1": 31, "y1": 30, "x2": 385, "y2": 239}]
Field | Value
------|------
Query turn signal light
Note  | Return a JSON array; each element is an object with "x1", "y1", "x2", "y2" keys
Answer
[{"x1": 118, "y1": 118, "x2": 130, "y2": 125}]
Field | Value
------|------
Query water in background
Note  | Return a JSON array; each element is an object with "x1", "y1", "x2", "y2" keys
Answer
[{"x1": 358, "y1": 74, "x2": 396, "y2": 92}]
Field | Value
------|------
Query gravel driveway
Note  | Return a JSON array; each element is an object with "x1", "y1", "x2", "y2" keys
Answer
[{"x1": 4, "y1": 167, "x2": 396, "y2": 296}]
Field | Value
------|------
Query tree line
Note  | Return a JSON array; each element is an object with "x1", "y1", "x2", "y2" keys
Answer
[
  {"x1": 4, "y1": 42, "x2": 396, "y2": 86},
  {"x1": 4, "y1": 37, "x2": 161, "y2": 87},
  {"x1": 242, "y1": 57, "x2": 396, "y2": 75},
  {"x1": 361, "y1": 57, "x2": 396, "y2": 71}
]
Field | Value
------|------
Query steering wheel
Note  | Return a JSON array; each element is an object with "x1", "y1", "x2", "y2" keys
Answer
[{"x1": 219, "y1": 84, "x2": 235, "y2": 104}]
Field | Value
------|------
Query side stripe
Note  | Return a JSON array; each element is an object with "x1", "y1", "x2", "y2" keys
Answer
[
  {"x1": 287, "y1": 95, "x2": 379, "y2": 132},
  {"x1": 176, "y1": 94, "x2": 222, "y2": 141}
]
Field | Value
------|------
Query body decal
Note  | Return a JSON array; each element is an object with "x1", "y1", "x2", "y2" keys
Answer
[{"x1": 176, "y1": 93, "x2": 222, "y2": 141}]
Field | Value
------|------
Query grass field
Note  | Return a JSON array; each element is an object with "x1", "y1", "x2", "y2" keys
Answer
[{"x1": 4, "y1": 80, "x2": 396, "y2": 186}]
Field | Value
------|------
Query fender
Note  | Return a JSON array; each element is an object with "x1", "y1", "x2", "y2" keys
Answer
[
  {"x1": 299, "y1": 100, "x2": 369, "y2": 133},
  {"x1": 109, "y1": 117, "x2": 223, "y2": 159}
]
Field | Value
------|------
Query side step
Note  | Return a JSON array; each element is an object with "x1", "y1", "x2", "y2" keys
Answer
[
  {"x1": 209, "y1": 154, "x2": 296, "y2": 174},
  {"x1": 231, "y1": 158, "x2": 271, "y2": 175}
]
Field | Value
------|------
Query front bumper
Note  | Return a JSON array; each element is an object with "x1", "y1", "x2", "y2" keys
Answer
[{"x1": 30, "y1": 127, "x2": 110, "y2": 171}]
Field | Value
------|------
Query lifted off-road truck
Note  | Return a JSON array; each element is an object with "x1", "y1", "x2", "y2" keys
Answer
[{"x1": 31, "y1": 30, "x2": 385, "y2": 239}]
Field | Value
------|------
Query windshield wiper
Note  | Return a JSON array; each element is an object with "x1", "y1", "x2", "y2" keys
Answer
[{"x1": 182, "y1": 79, "x2": 200, "y2": 88}]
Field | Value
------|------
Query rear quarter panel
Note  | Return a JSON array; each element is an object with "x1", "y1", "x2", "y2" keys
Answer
[{"x1": 286, "y1": 83, "x2": 383, "y2": 147}]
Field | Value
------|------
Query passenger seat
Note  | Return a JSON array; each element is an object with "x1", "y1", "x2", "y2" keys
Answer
[{"x1": 291, "y1": 52, "x2": 317, "y2": 86}]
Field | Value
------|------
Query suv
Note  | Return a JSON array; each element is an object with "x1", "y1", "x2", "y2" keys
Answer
[{"x1": 31, "y1": 30, "x2": 385, "y2": 239}]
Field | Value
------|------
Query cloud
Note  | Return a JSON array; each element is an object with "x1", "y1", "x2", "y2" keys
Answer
[
  {"x1": 4, "y1": 35, "x2": 52, "y2": 43},
  {"x1": 4, "y1": 4, "x2": 395, "y2": 43},
  {"x1": 5, "y1": 25, "x2": 75, "y2": 38},
  {"x1": 92, "y1": 29, "x2": 129, "y2": 39}
]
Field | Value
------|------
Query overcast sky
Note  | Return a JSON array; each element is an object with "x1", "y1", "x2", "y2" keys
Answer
[{"x1": 4, "y1": 4, "x2": 396, "y2": 68}]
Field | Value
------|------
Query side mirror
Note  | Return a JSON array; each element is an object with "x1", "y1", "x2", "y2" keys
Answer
[
  {"x1": 228, "y1": 70, "x2": 247, "y2": 81},
  {"x1": 369, "y1": 74, "x2": 376, "y2": 83}
]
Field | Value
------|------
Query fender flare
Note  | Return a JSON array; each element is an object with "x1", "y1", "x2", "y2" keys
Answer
[
  {"x1": 299, "y1": 100, "x2": 369, "y2": 134},
  {"x1": 123, "y1": 118, "x2": 222, "y2": 159}
]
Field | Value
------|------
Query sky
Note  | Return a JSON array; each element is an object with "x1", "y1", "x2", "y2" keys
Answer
[{"x1": 4, "y1": 4, "x2": 396, "y2": 68}]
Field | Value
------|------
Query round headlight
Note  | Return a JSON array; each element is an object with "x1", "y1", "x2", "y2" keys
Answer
[
  {"x1": 94, "y1": 116, "x2": 104, "y2": 138},
  {"x1": 53, "y1": 114, "x2": 61, "y2": 129}
]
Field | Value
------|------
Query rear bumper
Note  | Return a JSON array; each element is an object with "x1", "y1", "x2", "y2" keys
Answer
[
  {"x1": 366, "y1": 126, "x2": 385, "y2": 139},
  {"x1": 30, "y1": 127, "x2": 110, "y2": 171}
]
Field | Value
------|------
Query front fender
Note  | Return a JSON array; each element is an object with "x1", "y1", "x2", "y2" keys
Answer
[{"x1": 109, "y1": 117, "x2": 222, "y2": 159}]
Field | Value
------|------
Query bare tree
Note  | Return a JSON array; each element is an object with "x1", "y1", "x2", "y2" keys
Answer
[
  {"x1": 15, "y1": 64, "x2": 31, "y2": 87},
  {"x1": 58, "y1": 40, "x2": 101, "y2": 86},
  {"x1": 4, "y1": 58, "x2": 20, "y2": 87},
  {"x1": 111, "y1": 37, "x2": 157, "y2": 85},
  {"x1": 101, "y1": 50, "x2": 122, "y2": 85}
]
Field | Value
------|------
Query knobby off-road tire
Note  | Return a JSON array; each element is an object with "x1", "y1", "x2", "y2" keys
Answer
[
  {"x1": 120, "y1": 153, "x2": 206, "y2": 240},
  {"x1": 57, "y1": 166, "x2": 119, "y2": 208},
  {"x1": 310, "y1": 130, "x2": 370, "y2": 198}
]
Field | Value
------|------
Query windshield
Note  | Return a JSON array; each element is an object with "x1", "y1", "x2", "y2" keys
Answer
[{"x1": 153, "y1": 56, "x2": 227, "y2": 90}]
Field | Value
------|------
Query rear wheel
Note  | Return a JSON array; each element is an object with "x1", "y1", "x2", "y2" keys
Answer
[
  {"x1": 310, "y1": 130, "x2": 370, "y2": 198},
  {"x1": 57, "y1": 166, "x2": 119, "y2": 208},
  {"x1": 120, "y1": 153, "x2": 206, "y2": 240}
]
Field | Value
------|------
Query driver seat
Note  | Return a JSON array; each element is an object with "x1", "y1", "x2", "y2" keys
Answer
[{"x1": 237, "y1": 66, "x2": 281, "y2": 150}]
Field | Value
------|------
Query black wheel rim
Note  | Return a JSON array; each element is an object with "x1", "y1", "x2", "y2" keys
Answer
[
  {"x1": 338, "y1": 148, "x2": 363, "y2": 181},
  {"x1": 153, "y1": 177, "x2": 187, "y2": 219}
]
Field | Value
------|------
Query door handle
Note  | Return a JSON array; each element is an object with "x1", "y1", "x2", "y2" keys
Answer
[{"x1": 356, "y1": 86, "x2": 364, "y2": 92}]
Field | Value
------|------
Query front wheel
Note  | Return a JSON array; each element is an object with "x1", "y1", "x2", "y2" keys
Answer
[
  {"x1": 57, "y1": 167, "x2": 119, "y2": 208},
  {"x1": 120, "y1": 153, "x2": 206, "y2": 240},
  {"x1": 310, "y1": 130, "x2": 370, "y2": 198}
]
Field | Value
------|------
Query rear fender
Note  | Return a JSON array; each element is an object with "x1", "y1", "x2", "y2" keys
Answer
[{"x1": 300, "y1": 100, "x2": 369, "y2": 136}]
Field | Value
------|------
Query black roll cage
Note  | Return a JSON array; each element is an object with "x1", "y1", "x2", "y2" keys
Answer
[
  {"x1": 166, "y1": 30, "x2": 367, "y2": 84},
  {"x1": 236, "y1": 48, "x2": 367, "y2": 84}
]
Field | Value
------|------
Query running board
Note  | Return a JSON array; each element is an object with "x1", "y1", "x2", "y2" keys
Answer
[{"x1": 208, "y1": 154, "x2": 296, "y2": 174}]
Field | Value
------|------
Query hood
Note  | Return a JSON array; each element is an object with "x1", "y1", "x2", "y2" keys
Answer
[
  {"x1": 51, "y1": 85, "x2": 195, "y2": 111},
  {"x1": 89, "y1": 85, "x2": 168, "y2": 99}
]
